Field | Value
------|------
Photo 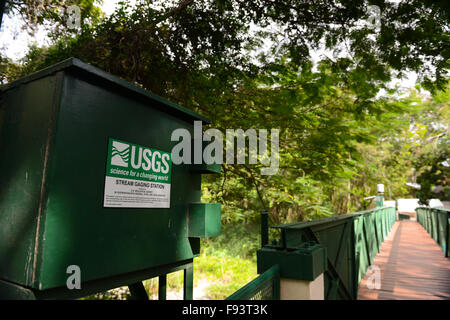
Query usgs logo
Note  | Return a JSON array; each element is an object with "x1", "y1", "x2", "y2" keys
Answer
[{"x1": 110, "y1": 140, "x2": 170, "y2": 174}]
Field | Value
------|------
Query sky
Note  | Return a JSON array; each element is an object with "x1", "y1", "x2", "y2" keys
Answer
[
  {"x1": 0, "y1": 1, "x2": 124, "y2": 60},
  {"x1": 0, "y1": 0, "x2": 418, "y2": 94}
]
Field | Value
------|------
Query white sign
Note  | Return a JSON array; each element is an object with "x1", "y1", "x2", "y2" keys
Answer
[{"x1": 103, "y1": 138, "x2": 172, "y2": 208}]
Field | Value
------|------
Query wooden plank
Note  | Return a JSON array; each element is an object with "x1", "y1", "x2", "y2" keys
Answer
[{"x1": 358, "y1": 220, "x2": 450, "y2": 300}]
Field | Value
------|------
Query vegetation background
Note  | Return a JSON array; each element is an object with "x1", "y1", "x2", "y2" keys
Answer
[{"x1": 1, "y1": 0, "x2": 448, "y2": 299}]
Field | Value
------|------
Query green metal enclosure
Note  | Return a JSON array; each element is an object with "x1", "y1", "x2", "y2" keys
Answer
[{"x1": 0, "y1": 58, "x2": 221, "y2": 299}]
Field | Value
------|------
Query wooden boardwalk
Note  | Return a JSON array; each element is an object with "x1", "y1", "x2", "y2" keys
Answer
[{"x1": 358, "y1": 220, "x2": 450, "y2": 300}]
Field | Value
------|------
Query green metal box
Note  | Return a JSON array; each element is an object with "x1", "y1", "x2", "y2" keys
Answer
[
  {"x1": 0, "y1": 58, "x2": 220, "y2": 297},
  {"x1": 257, "y1": 242, "x2": 327, "y2": 281},
  {"x1": 188, "y1": 203, "x2": 221, "y2": 238}
]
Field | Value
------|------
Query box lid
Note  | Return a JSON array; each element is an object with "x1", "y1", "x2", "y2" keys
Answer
[{"x1": 1, "y1": 57, "x2": 210, "y2": 124}]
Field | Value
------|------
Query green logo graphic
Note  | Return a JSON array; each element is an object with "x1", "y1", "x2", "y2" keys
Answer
[
  {"x1": 106, "y1": 138, "x2": 172, "y2": 183},
  {"x1": 111, "y1": 141, "x2": 130, "y2": 167}
]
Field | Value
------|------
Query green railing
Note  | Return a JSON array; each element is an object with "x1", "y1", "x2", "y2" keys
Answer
[
  {"x1": 226, "y1": 206, "x2": 396, "y2": 300},
  {"x1": 416, "y1": 207, "x2": 450, "y2": 257},
  {"x1": 226, "y1": 264, "x2": 280, "y2": 300},
  {"x1": 270, "y1": 206, "x2": 396, "y2": 300}
]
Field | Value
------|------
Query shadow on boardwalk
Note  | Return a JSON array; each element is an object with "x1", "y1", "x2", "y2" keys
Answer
[{"x1": 358, "y1": 220, "x2": 450, "y2": 300}]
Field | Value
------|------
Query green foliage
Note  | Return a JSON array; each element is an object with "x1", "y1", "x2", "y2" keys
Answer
[
  {"x1": 2, "y1": 1, "x2": 449, "y2": 88},
  {"x1": 3, "y1": 0, "x2": 448, "y2": 222},
  {"x1": 3, "y1": 0, "x2": 103, "y2": 35},
  {"x1": 404, "y1": 87, "x2": 450, "y2": 204},
  {"x1": 2, "y1": 1, "x2": 449, "y2": 301},
  {"x1": 79, "y1": 286, "x2": 131, "y2": 300},
  {"x1": 201, "y1": 222, "x2": 260, "y2": 260},
  {"x1": 417, "y1": 148, "x2": 450, "y2": 204},
  {"x1": 195, "y1": 253, "x2": 256, "y2": 300}
]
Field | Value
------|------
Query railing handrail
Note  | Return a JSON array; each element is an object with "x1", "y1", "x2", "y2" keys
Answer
[
  {"x1": 227, "y1": 206, "x2": 397, "y2": 300},
  {"x1": 416, "y1": 206, "x2": 450, "y2": 213},
  {"x1": 272, "y1": 206, "x2": 395, "y2": 231},
  {"x1": 416, "y1": 206, "x2": 449, "y2": 257},
  {"x1": 225, "y1": 264, "x2": 280, "y2": 300},
  {"x1": 269, "y1": 206, "x2": 396, "y2": 299}
]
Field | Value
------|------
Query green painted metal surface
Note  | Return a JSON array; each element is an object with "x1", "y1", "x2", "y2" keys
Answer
[
  {"x1": 376, "y1": 195, "x2": 384, "y2": 208},
  {"x1": 35, "y1": 258, "x2": 192, "y2": 299},
  {"x1": 183, "y1": 263, "x2": 194, "y2": 300},
  {"x1": 0, "y1": 58, "x2": 221, "y2": 297},
  {"x1": 354, "y1": 207, "x2": 396, "y2": 290},
  {"x1": 0, "y1": 280, "x2": 36, "y2": 300},
  {"x1": 0, "y1": 73, "x2": 60, "y2": 288},
  {"x1": 398, "y1": 213, "x2": 410, "y2": 220},
  {"x1": 257, "y1": 242, "x2": 327, "y2": 281},
  {"x1": 158, "y1": 274, "x2": 167, "y2": 300},
  {"x1": 188, "y1": 203, "x2": 221, "y2": 238},
  {"x1": 226, "y1": 264, "x2": 280, "y2": 300},
  {"x1": 128, "y1": 282, "x2": 149, "y2": 300},
  {"x1": 191, "y1": 163, "x2": 222, "y2": 174},
  {"x1": 416, "y1": 207, "x2": 449, "y2": 257}
]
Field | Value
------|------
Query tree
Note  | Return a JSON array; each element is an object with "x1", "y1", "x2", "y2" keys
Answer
[
  {"x1": 1, "y1": 0, "x2": 449, "y2": 223},
  {"x1": 411, "y1": 87, "x2": 450, "y2": 204},
  {"x1": 3, "y1": 1, "x2": 449, "y2": 89},
  {"x1": 1, "y1": 0, "x2": 102, "y2": 35},
  {"x1": 417, "y1": 148, "x2": 450, "y2": 205}
]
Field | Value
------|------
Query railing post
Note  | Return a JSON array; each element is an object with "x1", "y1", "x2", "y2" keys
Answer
[
  {"x1": 376, "y1": 184, "x2": 384, "y2": 208},
  {"x1": 128, "y1": 282, "x2": 149, "y2": 300},
  {"x1": 257, "y1": 240, "x2": 327, "y2": 300},
  {"x1": 183, "y1": 263, "x2": 193, "y2": 300},
  {"x1": 158, "y1": 274, "x2": 167, "y2": 300},
  {"x1": 261, "y1": 210, "x2": 269, "y2": 248},
  {"x1": 446, "y1": 211, "x2": 449, "y2": 257}
]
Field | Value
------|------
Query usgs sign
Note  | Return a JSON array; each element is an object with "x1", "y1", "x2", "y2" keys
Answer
[{"x1": 103, "y1": 138, "x2": 172, "y2": 209}]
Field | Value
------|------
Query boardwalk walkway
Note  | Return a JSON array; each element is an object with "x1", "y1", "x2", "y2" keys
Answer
[{"x1": 358, "y1": 220, "x2": 450, "y2": 300}]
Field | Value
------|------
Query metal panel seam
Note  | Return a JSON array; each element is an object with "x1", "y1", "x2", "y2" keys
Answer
[{"x1": 30, "y1": 71, "x2": 65, "y2": 288}]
